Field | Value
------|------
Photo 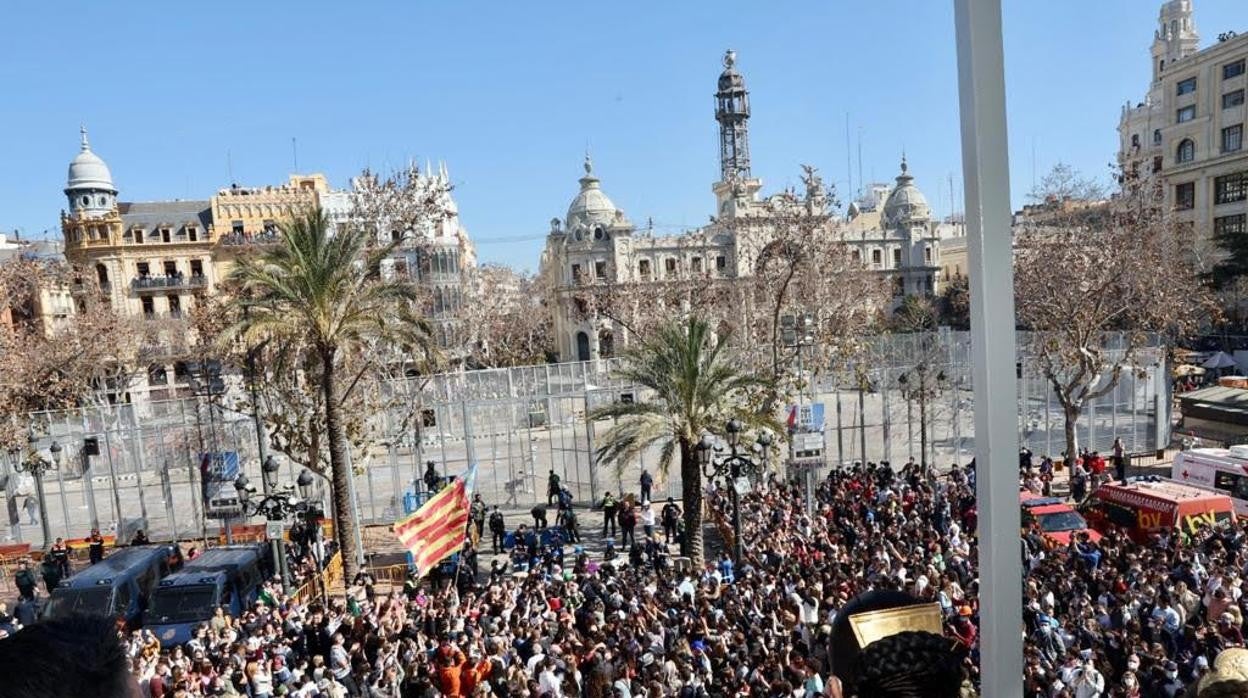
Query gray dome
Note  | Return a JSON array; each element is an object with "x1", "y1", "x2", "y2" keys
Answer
[
  {"x1": 566, "y1": 155, "x2": 621, "y2": 229},
  {"x1": 718, "y1": 50, "x2": 746, "y2": 92},
  {"x1": 883, "y1": 157, "x2": 930, "y2": 225},
  {"x1": 66, "y1": 127, "x2": 116, "y2": 193}
]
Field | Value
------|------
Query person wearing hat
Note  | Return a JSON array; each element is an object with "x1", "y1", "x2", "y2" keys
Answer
[
  {"x1": 488, "y1": 506, "x2": 507, "y2": 554},
  {"x1": 661, "y1": 498, "x2": 681, "y2": 547}
]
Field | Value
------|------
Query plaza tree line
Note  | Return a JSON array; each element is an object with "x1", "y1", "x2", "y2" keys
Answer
[{"x1": 0, "y1": 162, "x2": 1226, "y2": 574}]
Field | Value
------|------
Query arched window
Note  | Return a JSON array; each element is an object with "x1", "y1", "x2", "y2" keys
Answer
[
  {"x1": 1153, "y1": 129, "x2": 1162, "y2": 145},
  {"x1": 575, "y1": 332, "x2": 591, "y2": 362},
  {"x1": 1176, "y1": 138, "x2": 1196, "y2": 164}
]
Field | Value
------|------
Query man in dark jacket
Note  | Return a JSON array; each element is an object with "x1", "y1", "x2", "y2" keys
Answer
[{"x1": 14, "y1": 561, "x2": 37, "y2": 601}]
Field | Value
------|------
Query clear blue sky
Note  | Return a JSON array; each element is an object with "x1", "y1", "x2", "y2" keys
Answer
[{"x1": 1, "y1": 1, "x2": 1242, "y2": 269}]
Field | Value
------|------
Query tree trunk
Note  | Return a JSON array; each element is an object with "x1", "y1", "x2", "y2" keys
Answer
[
  {"x1": 320, "y1": 347, "x2": 361, "y2": 580},
  {"x1": 678, "y1": 438, "x2": 705, "y2": 569},
  {"x1": 1063, "y1": 403, "x2": 1081, "y2": 469}
]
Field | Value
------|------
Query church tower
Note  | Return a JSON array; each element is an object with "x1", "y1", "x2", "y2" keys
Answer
[
  {"x1": 1152, "y1": 0, "x2": 1200, "y2": 81},
  {"x1": 712, "y1": 50, "x2": 762, "y2": 218}
]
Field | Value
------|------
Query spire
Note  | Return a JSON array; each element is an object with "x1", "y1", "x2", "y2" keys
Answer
[
  {"x1": 897, "y1": 152, "x2": 914, "y2": 185},
  {"x1": 80, "y1": 124, "x2": 90, "y2": 151},
  {"x1": 578, "y1": 153, "x2": 600, "y2": 191},
  {"x1": 584, "y1": 151, "x2": 593, "y2": 176},
  {"x1": 715, "y1": 48, "x2": 751, "y2": 183}
]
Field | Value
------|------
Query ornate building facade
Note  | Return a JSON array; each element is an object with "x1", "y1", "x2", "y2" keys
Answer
[
  {"x1": 1118, "y1": 0, "x2": 1248, "y2": 240},
  {"x1": 539, "y1": 51, "x2": 947, "y2": 361}
]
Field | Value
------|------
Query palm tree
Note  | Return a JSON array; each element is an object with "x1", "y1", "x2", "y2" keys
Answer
[
  {"x1": 589, "y1": 317, "x2": 773, "y2": 568},
  {"x1": 224, "y1": 209, "x2": 433, "y2": 579}
]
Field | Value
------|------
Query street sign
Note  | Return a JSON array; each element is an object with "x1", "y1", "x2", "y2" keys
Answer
[
  {"x1": 793, "y1": 432, "x2": 824, "y2": 459},
  {"x1": 266, "y1": 520, "x2": 285, "y2": 541}
]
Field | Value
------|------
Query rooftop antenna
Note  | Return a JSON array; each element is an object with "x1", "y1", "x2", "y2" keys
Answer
[
  {"x1": 291, "y1": 137, "x2": 299, "y2": 172},
  {"x1": 845, "y1": 113, "x2": 852, "y2": 202},
  {"x1": 227, "y1": 149, "x2": 234, "y2": 184},
  {"x1": 857, "y1": 127, "x2": 864, "y2": 199}
]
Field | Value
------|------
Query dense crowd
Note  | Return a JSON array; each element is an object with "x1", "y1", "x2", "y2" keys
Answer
[{"x1": 12, "y1": 453, "x2": 1248, "y2": 696}]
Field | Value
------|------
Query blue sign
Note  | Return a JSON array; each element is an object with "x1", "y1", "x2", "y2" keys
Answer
[{"x1": 789, "y1": 403, "x2": 826, "y2": 432}]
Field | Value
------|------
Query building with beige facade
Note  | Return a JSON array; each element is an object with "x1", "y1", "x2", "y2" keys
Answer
[
  {"x1": 1119, "y1": 0, "x2": 1248, "y2": 241},
  {"x1": 539, "y1": 51, "x2": 947, "y2": 361}
]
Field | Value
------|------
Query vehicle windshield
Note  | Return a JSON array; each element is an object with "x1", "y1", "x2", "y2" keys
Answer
[
  {"x1": 43, "y1": 587, "x2": 113, "y2": 619},
  {"x1": 1038, "y1": 511, "x2": 1088, "y2": 533},
  {"x1": 147, "y1": 586, "x2": 218, "y2": 625}
]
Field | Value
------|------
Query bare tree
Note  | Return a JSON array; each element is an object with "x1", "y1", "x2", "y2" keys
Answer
[
  {"x1": 461, "y1": 264, "x2": 555, "y2": 368},
  {"x1": 1014, "y1": 166, "x2": 1213, "y2": 461},
  {"x1": 1027, "y1": 162, "x2": 1108, "y2": 204}
]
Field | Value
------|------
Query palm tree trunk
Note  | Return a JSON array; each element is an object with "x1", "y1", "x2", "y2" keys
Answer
[
  {"x1": 320, "y1": 347, "x2": 361, "y2": 580},
  {"x1": 679, "y1": 438, "x2": 705, "y2": 569}
]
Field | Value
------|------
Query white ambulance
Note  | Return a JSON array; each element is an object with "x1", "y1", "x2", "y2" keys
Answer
[{"x1": 1172, "y1": 445, "x2": 1248, "y2": 515}]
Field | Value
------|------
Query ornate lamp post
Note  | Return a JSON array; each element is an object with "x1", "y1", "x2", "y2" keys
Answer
[
  {"x1": 897, "y1": 364, "x2": 947, "y2": 468},
  {"x1": 695, "y1": 419, "x2": 772, "y2": 565},
  {"x1": 233, "y1": 467, "x2": 316, "y2": 594},
  {"x1": 16, "y1": 433, "x2": 57, "y2": 545}
]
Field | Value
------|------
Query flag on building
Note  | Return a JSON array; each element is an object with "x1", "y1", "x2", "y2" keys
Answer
[{"x1": 394, "y1": 464, "x2": 477, "y2": 577}]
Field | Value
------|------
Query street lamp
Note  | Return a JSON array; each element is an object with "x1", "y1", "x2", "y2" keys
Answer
[
  {"x1": 16, "y1": 433, "x2": 56, "y2": 545},
  {"x1": 695, "y1": 421, "x2": 772, "y2": 565},
  {"x1": 898, "y1": 364, "x2": 947, "y2": 468},
  {"x1": 232, "y1": 467, "x2": 316, "y2": 593}
]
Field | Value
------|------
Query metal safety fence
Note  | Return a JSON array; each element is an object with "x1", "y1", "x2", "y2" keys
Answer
[{"x1": 8, "y1": 332, "x2": 1169, "y2": 549}]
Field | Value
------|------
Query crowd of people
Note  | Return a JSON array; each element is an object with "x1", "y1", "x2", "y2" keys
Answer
[{"x1": 12, "y1": 451, "x2": 1248, "y2": 696}]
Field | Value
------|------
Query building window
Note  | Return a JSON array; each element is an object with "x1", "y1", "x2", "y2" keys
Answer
[
  {"x1": 1223, "y1": 124, "x2": 1243, "y2": 153},
  {"x1": 571, "y1": 264, "x2": 582, "y2": 282},
  {"x1": 190, "y1": 259, "x2": 204, "y2": 278},
  {"x1": 1176, "y1": 138, "x2": 1196, "y2": 163},
  {"x1": 1215, "y1": 214, "x2": 1247, "y2": 236},
  {"x1": 141, "y1": 296, "x2": 155, "y2": 318},
  {"x1": 638, "y1": 259, "x2": 651, "y2": 278},
  {"x1": 1226, "y1": 59, "x2": 1246, "y2": 80},
  {"x1": 1153, "y1": 155, "x2": 1164, "y2": 173},
  {"x1": 1216, "y1": 172, "x2": 1248, "y2": 205},
  {"x1": 1226, "y1": 90, "x2": 1246, "y2": 109},
  {"x1": 186, "y1": 226, "x2": 198, "y2": 242},
  {"x1": 263, "y1": 220, "x2": 277, "y2": 235},
  {"x1": 136, "y1": 262, "x2": 151, "y2": 278},
  {"x1": 871, "y1": 249, "x2": 882, "y2": 265},
  {"x1": 231, "y1": 221, "x2": 244, "y2": 235},
  {"x1": 894, "y1": 277, "x2": 904, "y2": 296},
  {"x1": 167, "y1": 295, "x2": 182, "y2": 319},
  {"x1": 1175, "y1": 181, "x2": 1196, "y2": 210},
  {"x1": 924, "y1": 246, "x2": 932, "y2": 263},
  {"x1": 1153, "y1": 129, "x2": 1163, "y2": 145},
  {"x1": 1177, "y1": 77, "x2": 1198, "y2": 96},
  {"x1": 891, "y1": 248, "x2": 902, "y2": 268},
  {"x1": 133, "y1": 229, "x2": 144, "y2": 244},
  {"x1": 595, "y1": 261, "x2": 607, "y2": 279},
  {"x1": 691, "y1": 257, "x2": 702, "y2": 273},
  {"x1": 163, "y1": 260, "x2": 177, "y2": 276},
  {"x1": 665, "y1": 258, "x2": 677, "y2": 276},
  {"x1": 1177, "y1": 105, "x2": 1197, "y2": 123},
  {"x1": 160, "y1": 227, "x2": 172, "y2": 243},
  {"x1": 1131, "y1": 134, "x2": 1141, "y2": 148},
  {"x1": 716, "y1": 255, "x2": 727, "y2": 272},
  {"x1": 851, "y1": 249, "x2": 861, "y2": 264}
]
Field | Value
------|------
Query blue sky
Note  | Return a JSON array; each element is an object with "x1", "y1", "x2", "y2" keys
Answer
[{"x1": 0, "y1": 1, "x2": 1242, "y2": 269}]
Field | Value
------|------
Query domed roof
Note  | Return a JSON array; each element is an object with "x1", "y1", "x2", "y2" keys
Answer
[
  {"x1": 66, "y1": 126, "x2": 116, "y2": 193},
  {"x1": 717, "y1": 49, "x2": 746, "y2": 92},
  {"x1": 883, "y1": 156, "x2": 930, "y2": 225},
  {"x1": 566, "y1": 155, "x2": 621, "y2": 229}
]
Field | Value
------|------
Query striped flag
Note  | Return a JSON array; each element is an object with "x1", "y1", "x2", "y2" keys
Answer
[{"x1": 394, "y1": 464, "x2": 477, "y2": 577}]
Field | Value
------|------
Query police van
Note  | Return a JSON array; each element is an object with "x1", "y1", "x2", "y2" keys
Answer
[
  {"x1": 145, "y1": 544, "x2": 270, "y2": 648},
  {"x1": 43, "y1": 544, "x2": 183, "y2": 629}
]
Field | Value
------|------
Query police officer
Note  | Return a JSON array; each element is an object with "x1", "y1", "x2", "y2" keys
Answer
[
  {"x1": 662, "y1": 497, "x2": 682, "y2": 546},
  {"x1": 601, "y1": 491, "x2": 618, "y2": 538},
  {"x1": 488, "y1": 506, "x2": 506, "y2": 554},
  {"x1": 14, "y1": 560, "x2": 37, "y2": 601},
  {"x1": 560, "y1": 505, "x2": 581, "y2": 543},
  {"x1": 48, "y1": 538, "x2": 71, "y2": 578},
  {"x1": 470, "y1": 494, "x2": 486, "y2": 539}
]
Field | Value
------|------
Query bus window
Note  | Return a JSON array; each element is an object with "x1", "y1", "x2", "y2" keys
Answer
[{"x1": 113, "y1": 583, "x2": 133, "y2": 617}]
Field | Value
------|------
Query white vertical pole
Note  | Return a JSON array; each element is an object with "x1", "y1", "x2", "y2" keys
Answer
[{"x1": 953, "y1": 1, "x2": 1023, "y2": 695}]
